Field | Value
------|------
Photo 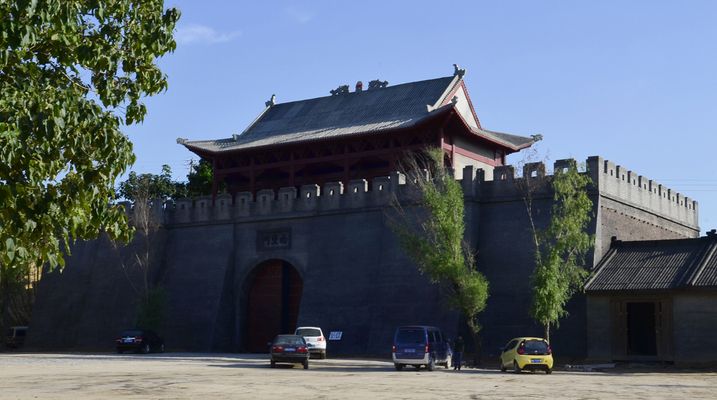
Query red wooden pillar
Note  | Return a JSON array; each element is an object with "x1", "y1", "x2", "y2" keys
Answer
[{"x1": 451, "y1": 143, "x2": 456, "y2": 168}]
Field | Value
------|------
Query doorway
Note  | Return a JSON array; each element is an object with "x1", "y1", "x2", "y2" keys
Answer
[
  {"x1": 244, "y1": 259, "x2": 303, "y2": 352},
  {"x1": 626, "y1": 302, "x2": 657, "y2": 356}
]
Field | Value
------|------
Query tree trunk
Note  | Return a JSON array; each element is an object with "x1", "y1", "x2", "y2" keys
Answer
[
  {"x1": 544, "y1": 324, "x2": 550, "y2": 342},
  {"x1": 0, "y1": 277, "x2": 5, "y2": 334},
  {"x1": 466, "y1": 319, "x2": 482, "y2": 366},
  {"x1": 0, "y1": 269, "x2": 9, "y2": 335},
  {"x1": 471, "y1": 331, "x2": 481, "y2": 366}
]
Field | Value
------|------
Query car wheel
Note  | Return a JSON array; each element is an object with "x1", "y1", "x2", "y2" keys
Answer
[
  {"x1": 270, "y1": 360, "x2": 276, "y2": 368},
  {"x1": 546, "y1": 368, "x2": 552, "y2": 374},
  {"x1": 427, "y1": 357, "x2": 435, "y2": 372},
  {"x1": 303, "y1": 360, "x2": 309, "y2": 370},
  {"x1": 394, "y1": 363, "x2": 403, "y2": 371},
  {"x1": 500, "y1": 362, "x2": 507, "y2": 372},
  {"x1": 413, "y1": 365, "x2": 421, "y2": 370},
  {"x1": 321, "y1": 351, "x2": 327, "y2": 360},
  {"x1": 141, "y1": 344, "x2": 150, "y2": 354},
  {"x1": 513, "y1": 360, "x2": 521, "y2": 373}
]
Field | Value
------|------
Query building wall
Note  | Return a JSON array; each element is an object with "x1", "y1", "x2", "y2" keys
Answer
[
  {"x1": 28, "y1": 157, "x2": 700, "y2": 357},
  {"x1": 452, "y1": 86, "x2": 480, "y2": 130},
  {"x1": 585, "y1": 295, "x2": 612, "y2": 362},
  {"x1": 453, "y1": 152, "x2": 494, "y2": 180},
  {"x1": 673, "y1": 293, "x2": 717, "y2": 365}
]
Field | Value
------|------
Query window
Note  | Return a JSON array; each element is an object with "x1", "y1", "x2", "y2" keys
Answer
[{"x1": 396, "y1": 328, "x2": 425, "y2": 344}]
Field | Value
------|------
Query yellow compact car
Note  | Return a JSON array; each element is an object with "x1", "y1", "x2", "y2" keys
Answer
[{"x1": 499, "y1": 337, "x2": 553, "y2": 374}]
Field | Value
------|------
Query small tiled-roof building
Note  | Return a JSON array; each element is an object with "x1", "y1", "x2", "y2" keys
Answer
[{"x1": 585, "y1": 233, "x2": 717, "y2": 364}]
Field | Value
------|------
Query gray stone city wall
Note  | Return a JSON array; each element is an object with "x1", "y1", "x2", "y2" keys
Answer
[
  {"x1": 160, "y1": 207, "x2": 461, "y2": 355},
  {"x1": 27, "y1": 156, "x2": 699, "y2": 358},
  {"x1": 587, "y1": 156, "x2": 699, "y2": 260},
  {"x1": 29, "y1": 234, "x2": 161, "y2": 350},
  {"x1": 465, "y1": 157, "x2": 697, "y2": 360}
]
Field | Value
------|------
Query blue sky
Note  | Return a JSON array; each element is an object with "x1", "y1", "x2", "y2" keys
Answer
[{"x1": 124, "y1": 0, "x2": 717, "y2": 231}]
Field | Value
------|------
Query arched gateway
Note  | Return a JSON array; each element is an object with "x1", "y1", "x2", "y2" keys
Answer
[{"x1": 244, "y1": 259, "x2": 303, "y2": 352}]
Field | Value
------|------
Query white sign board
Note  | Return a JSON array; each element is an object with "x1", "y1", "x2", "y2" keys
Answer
[{"x1": 328, "y1": 331, "x2": 343, "y2": 341}]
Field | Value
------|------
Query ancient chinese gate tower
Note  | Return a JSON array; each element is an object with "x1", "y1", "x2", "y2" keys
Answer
[
  {"x1": 28, "y1": 66, "x2": 700, "y2": 360},
  {"x1": 178, "y1": 65, "x2": 538, "y2": 195}
]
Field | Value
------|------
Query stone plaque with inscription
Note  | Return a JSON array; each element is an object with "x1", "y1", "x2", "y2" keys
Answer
[{"x1": 256, "y1": 229, "x2": 291, "y2": 251}]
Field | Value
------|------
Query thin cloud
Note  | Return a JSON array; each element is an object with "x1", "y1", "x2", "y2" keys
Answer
[
  {"x1": 175, "y1": 24, "x2": 242, "y2": 45},
  {"x1": 284, "y1": 6, "x2": 314, "y2": 24}
]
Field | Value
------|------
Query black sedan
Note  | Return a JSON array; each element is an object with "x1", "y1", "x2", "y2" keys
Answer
[
  {"x1": 115, "y1": 329, "x2": 164, "y2": 354},
  {"x1": 270, "y1": 335, "x2": 310, "y2": 369}
]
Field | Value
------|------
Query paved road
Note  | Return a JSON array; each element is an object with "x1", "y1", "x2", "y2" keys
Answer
[{"x1": 1, "y1": 353, "x2": 716, "y2": 399}]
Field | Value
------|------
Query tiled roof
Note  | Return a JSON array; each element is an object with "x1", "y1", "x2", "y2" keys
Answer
[
  {"x1": 180, "y1": 75, "x2": 534, "y2": 154},
  {"x1": 585, "y1": 235, "x2": 717, "y2": 292},
  {"x1": 693, "y1": 246, "x2": 717, "y2": 287}
]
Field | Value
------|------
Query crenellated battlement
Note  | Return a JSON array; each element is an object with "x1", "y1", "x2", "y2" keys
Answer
[
  {"x1": 155, "y1": 156, "x2": 698, "y2": 229},
  {"x1": 587, "y1": 155, "x2": 698, "y2": 228},
  {"x1": 472, "y1": 156, "x2": 699, "y2": 228},
  {"x1": 163, "y1": 172, "x2": 420, "y2": 225}
]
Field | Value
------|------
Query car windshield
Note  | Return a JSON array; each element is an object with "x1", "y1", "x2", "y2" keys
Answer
[
  {"x1": 120, "y1": 330, "x2": 143, "y2": 337},
  {"x1": 16, "y1": 329, "x2": 26, "y2": 337},
  {"x1": 275, "y1": 336, "x2": 305, "y2": 346},
  {"x1": 396, "y1": 328, "x2": 425, "y2": 344},
  {"x1": 296, "y1": 328, "x2": 321, "y2": 337},
  {"x1": 524, "y1": 340, "x2": 549, "y2": 353}
]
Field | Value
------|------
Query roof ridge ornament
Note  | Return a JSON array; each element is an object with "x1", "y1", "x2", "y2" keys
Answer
[
  {"x1": 265, "y1": 94, "x2": 276, "y2": 107},
  {"x1": 531, "y1": 134, "x2": 543, "y2": 142},
  {"x1": 368, "y1": 80, "x2": 388, "y2": 90},
  {"x1": 330, "y1": 85, "x2": 349, "y2": 96},
  {"x1": 453, "y1": 64, "x2": 466, "y2": 77},
  {"x1": 176, "y1": 137, "x2": 188, "y2": 145}
]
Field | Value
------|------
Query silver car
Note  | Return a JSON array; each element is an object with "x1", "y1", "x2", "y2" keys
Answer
[{"x1": 295, "y1": 326, "x2": 327, "y2": 359}]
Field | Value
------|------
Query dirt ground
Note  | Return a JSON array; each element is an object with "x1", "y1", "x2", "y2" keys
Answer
[{"x1": 1, "y1": 353, "x2": 716, "y2": 400}]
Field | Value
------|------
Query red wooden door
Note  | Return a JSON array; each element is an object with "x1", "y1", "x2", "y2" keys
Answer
[{"x1": 246, "y1": 260, "x2": 302, "y2": 352}]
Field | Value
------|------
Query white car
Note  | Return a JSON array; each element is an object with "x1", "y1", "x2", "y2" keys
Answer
[{"x1": 295, "y1": 327, "x2": 327, "y2": 359}]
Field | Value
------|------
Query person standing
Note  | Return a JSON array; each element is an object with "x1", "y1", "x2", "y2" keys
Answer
[{"x1": 453, "y1": 336, "x2": 464, "y2": 371}]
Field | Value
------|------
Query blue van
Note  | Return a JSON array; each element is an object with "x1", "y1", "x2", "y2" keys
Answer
[{"x1": 392, "y1": 325, "x2": 452, "y2": 371}]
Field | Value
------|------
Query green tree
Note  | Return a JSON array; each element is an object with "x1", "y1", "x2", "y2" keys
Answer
[
  {"x1": 116, "y1": 165, "x2": 182, "y2": 332},
  {"x1": 0, "y1": 0, "x2": 178, "y2": 335},
  {"x1": 529, "y1": 161, "x2": 593, "y2": 341},
  {"x1": 185, "y1": 158, "x2": 214, "y2": 197},
  {"x1": 392, "y1": 149, "x2": 490, "y2": 353},
  {"x1": 0, "y1": 1, "x2": 180, "y2": 274},
  {"x1": 118, "y1": 164, "x2": 180, "y2": 203},
  {"x1": 0, "y1": 261, "x2": 40, "y2": 331}
]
